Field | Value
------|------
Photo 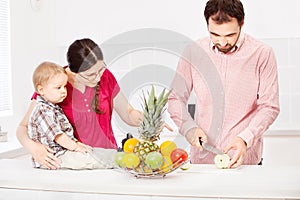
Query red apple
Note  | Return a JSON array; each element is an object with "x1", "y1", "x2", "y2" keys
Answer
[{"x1": 170, "y1": 148, "x2": 188, "y2": 164}]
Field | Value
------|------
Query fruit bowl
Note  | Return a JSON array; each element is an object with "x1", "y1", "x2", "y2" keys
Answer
[
  {"x1": 115, "y1": 86, "x2": 190, "y2": 178},
  {"x1": 118, "y1": 157, "x2": 190, "y2": 178},
  {"x1": 115, "y1": 137, "x2": 190, "y2": 178}
]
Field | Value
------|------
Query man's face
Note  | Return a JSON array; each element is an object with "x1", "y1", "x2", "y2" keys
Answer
[{"x1": 208, "y1": 17, "x2": 243, "y2": 53}]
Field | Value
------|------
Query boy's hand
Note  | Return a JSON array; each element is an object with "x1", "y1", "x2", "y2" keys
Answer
[{"x1": 73, "y1": 142, "x2": 88, "y2": 154}]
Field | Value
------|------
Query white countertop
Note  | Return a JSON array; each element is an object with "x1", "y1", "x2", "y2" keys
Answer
[{"x1": 0, "y1": 158, "x2": 299, "y2": 199}]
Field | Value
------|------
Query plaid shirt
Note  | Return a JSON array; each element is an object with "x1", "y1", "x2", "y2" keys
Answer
[{"x1": 28, "y1": 96, "x2": 74, "y2": 167}]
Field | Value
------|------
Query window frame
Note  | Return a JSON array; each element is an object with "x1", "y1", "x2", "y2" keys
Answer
[{"x1": 0, "y1": 0, "x2": 13, "y2": 117}]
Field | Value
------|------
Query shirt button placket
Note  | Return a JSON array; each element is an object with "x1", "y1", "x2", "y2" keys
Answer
[{"x1": 84, "y1": 98, "x2": 90, "y2": 112}]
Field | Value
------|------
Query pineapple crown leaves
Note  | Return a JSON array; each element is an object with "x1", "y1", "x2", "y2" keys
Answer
[{"x1": 138, "y1": 85, "x2": 171, "y2": 141}]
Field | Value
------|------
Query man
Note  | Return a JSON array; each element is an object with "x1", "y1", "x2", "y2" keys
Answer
[{"x1": 168, "y1": 0, "x2": 280, "y2": 168}]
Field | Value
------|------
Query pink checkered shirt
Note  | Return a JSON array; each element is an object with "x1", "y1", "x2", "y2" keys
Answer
[{"x1": 168, "y1": 33, "x2": 280, "y2": 164}]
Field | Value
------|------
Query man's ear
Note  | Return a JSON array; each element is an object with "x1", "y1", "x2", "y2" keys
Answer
[{"x1": 240, "y1": 19, "x2": 244, "y2": 27}]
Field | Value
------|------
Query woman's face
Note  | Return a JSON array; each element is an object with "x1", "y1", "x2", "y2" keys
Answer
[{"x1": 77, "y1": 60, "x2": 106, "y2": 87}]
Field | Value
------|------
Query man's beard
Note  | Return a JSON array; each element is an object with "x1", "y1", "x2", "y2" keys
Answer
[{"x1": 216, "y1": 44, "x2": 234, "y2": 53}]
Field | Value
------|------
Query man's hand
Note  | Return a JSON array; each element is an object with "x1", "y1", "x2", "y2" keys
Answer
[
  {"x1": 224, "y1": 137, "x2": 247, "y2": 168},
  {"x1": 31, "y1": 143, "x2": 61, "y2": 170},
  {"x1": 185, "y1": 128, "x2": 207, "y2": 150}
]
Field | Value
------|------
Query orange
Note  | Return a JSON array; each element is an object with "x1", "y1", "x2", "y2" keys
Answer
[
  {"x1": 123, "y1": 138, "x2": 139, "y2": 153},
  {"x1": 160, "y1": 140, "x2": 177, "y2": 156}
]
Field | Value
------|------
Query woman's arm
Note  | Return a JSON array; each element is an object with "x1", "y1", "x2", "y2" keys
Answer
[
  {"x1": 113, "y1": 91, "x2": 174, "y2": 132},
  {"x1": 113, "y1": 91, "x2": 143, "y2": 127},
  {"x1": 16, "y1": 100, "x2": 60, "y2": 169}
]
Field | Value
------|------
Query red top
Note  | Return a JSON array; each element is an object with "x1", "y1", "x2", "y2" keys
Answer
[{"x1": 32, "y1": 69, "x2": 120, "y2": 149}]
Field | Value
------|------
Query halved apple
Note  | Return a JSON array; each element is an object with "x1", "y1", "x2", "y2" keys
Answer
[{"x1": 214, "y1": 154, "x2": 230, "y2": 169}]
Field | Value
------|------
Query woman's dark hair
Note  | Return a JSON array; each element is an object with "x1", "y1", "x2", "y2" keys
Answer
[
  {"x1": 67, "y1": 38, "x2": 103, "y2": 73},
  {"x1": 204, "y1": 0, "x2": 245, "y2": 26},
  {"x1": 67, "y1": 38, "x2": 104, "y2": 114}
]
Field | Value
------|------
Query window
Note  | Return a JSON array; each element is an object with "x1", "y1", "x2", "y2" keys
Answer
[{"x1": 0, "y1": 0, "x2": 12, "y2": 116}]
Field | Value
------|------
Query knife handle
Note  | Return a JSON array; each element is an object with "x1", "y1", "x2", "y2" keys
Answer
[{"x1": 198, "y1": 137, "x2": 203, "y2": 146}]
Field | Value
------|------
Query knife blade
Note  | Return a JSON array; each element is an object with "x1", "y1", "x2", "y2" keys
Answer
[{"x1": 199, "y1": 138, "x2": 224, "y2": 155}]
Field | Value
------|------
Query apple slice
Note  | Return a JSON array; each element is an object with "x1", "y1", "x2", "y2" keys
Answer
[
  {"x1": 214, "y1": 154, "x2": 230, "y2": 169},
  {"x1": 180, "y1": 163, "x2": 191, "y2": 171}
]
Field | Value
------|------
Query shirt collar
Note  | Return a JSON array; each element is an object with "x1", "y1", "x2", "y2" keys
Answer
[
  {"x1": 37, "y1": 95, "x2": 60, "y2": 109},
  {"x1": 210, "y1": 32, "x2": 245, "y2": 54}
]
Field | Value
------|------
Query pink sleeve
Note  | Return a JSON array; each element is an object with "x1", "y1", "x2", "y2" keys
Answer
[
  {"x1": 168, "y1": 51, "x2": 198, "y2": 136},
  {"x1": 105, "y1": 69, "x2": 120, "y2": 98},
  {"x1": 238, "y1": 47, "x2": 280, "y2": 147}
]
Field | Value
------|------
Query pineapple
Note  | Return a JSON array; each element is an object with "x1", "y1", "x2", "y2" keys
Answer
[
  {"x1": 133, "y1": 85, "x2": 171, "y2": 170},
  {"x1": 133, "y1": 140, "x2": 159, "y2": 160}
]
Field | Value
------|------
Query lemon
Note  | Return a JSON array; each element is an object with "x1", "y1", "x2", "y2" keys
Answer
[{"x1": 160, "y1": 156, "x2": 173, "y2": 173}]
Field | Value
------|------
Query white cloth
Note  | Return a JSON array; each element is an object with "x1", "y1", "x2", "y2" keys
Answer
[{"x1": 59, "y1": 148, "x2": 117, "y2": 170}]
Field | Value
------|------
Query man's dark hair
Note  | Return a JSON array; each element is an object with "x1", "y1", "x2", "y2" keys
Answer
[{"x1": 204, "y1": 0, "x2": 245, "y2": 25}]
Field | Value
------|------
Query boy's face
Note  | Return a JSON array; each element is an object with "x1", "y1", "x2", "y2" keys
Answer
[
  {"x1": 38, "y1": 73, "x2": 68, "y2": 104},
  {"x1": 208, "y1": 16, "x2": 243, "y2": 53}
]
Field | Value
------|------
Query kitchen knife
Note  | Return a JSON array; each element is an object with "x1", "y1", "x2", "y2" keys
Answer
[{"x1": 199, "y1": 138, "x2": 224, "y2": 155}]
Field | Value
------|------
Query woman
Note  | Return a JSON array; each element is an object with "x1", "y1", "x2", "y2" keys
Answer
[{"x1": 17, "y1": 38, "x2": 143, "y2": 169}]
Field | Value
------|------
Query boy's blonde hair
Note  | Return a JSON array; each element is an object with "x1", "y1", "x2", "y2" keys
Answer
[{"x1": 32, "y1": 61, "x2": 67, "y2": 92}]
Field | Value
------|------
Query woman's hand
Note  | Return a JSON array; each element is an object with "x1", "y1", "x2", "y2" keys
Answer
[
  {"x1": 163, "y1": 123, "x2": 174, "y2": 132},
  {"x1": 31, "y1": 142, "x2": 61, "y2": 170},
  {"x1": 130, "y1": 109, "x2": 174, "y2": 131},
  {"x1": 128, "y1": 109, "x2": 144, "y2": 126},
  {"x1": 114, "y1": 92, "x2": 175, "y2": 132},
  {"x1": 16, "y1": 100, "x2": 60, "y2": 169}
]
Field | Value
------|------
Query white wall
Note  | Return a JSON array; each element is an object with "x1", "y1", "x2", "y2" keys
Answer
[
  {"x1": 0, "y1": 0, "x2": 300, "y2": 153},
  {"x1": 0, "y1": 0, "x2": 59, "y2": 149}
]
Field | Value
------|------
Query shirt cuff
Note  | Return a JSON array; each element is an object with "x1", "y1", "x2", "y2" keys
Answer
[
  {"x1": 180, "y1": 120, "x2": 198, "y2": 136},
  {"x1": 238, "y1": 129, "x2": 255, "y2": 148}
]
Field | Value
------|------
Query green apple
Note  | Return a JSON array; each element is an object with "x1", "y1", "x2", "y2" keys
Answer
[
  {"x1": 214, "y1": 154, "x2": 230, "y2": 169},
  {"x1": 122, "y1": 153, "x2": 140, "y2": 169},
  {"x1": 145, "y1": 151, "x2": 163, "y2": 170},
  {"x1": 114, "y1": 152, "x2": 126, "y2": 168}
]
